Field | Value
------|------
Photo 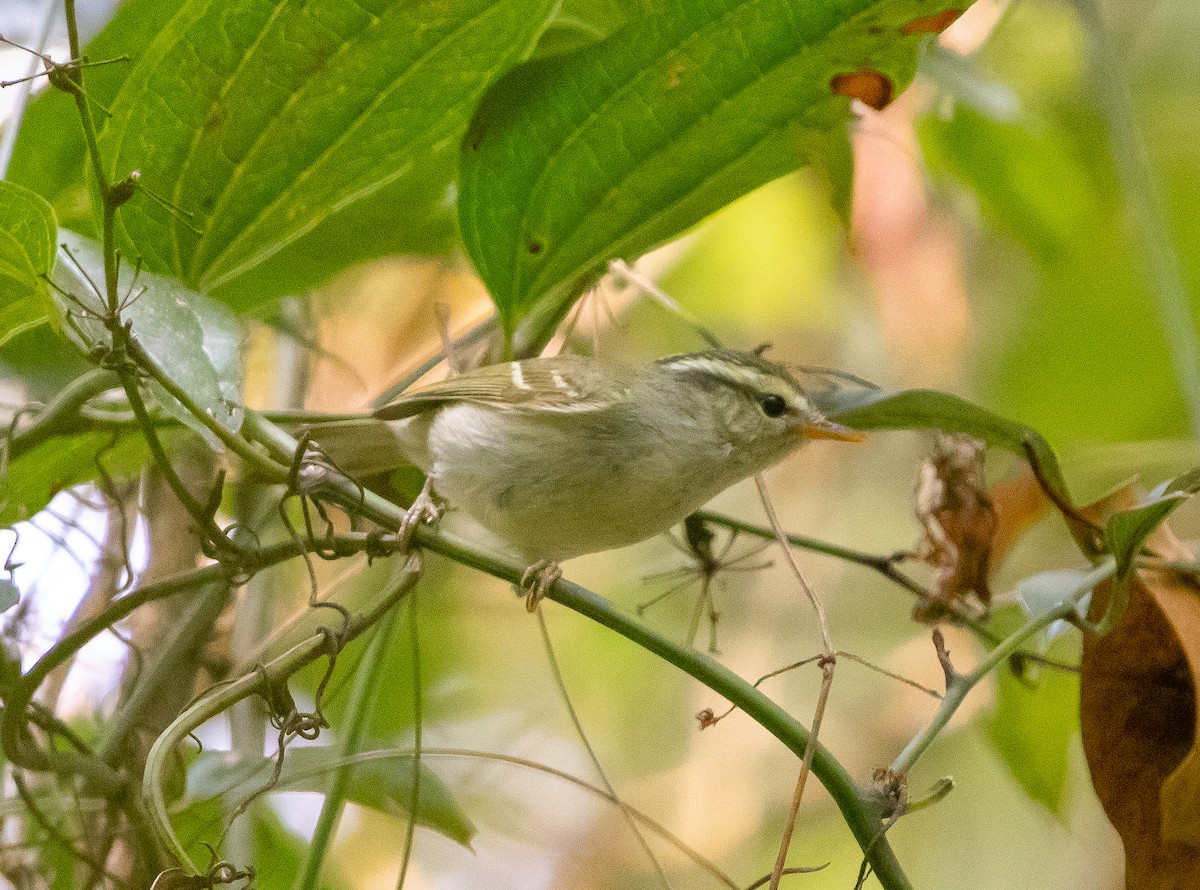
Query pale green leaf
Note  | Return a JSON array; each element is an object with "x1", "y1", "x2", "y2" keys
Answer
[{"x1": 51, "y1": 230, "x2": 243, "y2": 445}]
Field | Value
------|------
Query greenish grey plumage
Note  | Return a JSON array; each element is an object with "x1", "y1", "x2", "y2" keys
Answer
[{"x1": 371, "y1": 349, "x2": 863, "y2": 564}]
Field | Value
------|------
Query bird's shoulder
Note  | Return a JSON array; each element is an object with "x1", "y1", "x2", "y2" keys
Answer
[{"x1": 374, "y1": 355, "x2": 632, "y2": 420}]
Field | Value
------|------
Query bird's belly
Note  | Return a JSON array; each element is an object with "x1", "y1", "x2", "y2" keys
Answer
[{"x1": 426, "y1": 406, "x2": 725, "y2": 561}]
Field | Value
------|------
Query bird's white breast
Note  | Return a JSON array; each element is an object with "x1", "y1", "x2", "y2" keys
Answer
[{"x1": 420, "y1": 402, "x2": 739, "y2": 562}]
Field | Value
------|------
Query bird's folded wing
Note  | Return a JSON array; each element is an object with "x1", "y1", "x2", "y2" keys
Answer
[{"x1": 373, "y1": 355, "x2": 629, "y2": 419}]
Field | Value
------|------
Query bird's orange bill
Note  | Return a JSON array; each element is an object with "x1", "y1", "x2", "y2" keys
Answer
[{"x1": 800, "y1": 417, "x2": 868, "y2": 442}]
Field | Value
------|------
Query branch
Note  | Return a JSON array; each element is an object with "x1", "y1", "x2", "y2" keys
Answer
[
  {"x1": 238, "y1": 411, "x2": 916, "y2": 890},
  {"x1": 890, "y1": 558, "x2": 1115, "y2": 775},
  {"x1": 142, "y1": 556, "x2": 423, "y2": 870}
]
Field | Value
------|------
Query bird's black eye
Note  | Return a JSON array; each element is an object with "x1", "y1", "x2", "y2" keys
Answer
[{"x1": 759, "y1": 393, "x2": 787, "y2": 418}]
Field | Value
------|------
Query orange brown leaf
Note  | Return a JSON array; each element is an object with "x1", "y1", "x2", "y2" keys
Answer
[
  {"x1": 911, "y1": 435, "x2": 996, "y2": 620},
  {"x1": 1080, "y1": 485, "x2": 1200, "y2": 888}
]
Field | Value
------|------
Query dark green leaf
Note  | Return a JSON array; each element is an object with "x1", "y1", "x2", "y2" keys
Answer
[
  {"x1": 188, "y1": 747, "x2": 476, "y2": 849},
  {"x1": 819, "y1": 386, "x2": 1072, "y2": 505},
  {"x1": 459, "y1": 0, "x2": 959, "y2": 333},
  {"x1": 97, "y1": 0, "x2": 557, "y2": 310},
  {"x1": 51, "y1": 230, "x2": 243, "y2": 445}
]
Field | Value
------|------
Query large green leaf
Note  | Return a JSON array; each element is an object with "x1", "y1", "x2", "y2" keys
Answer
[
  {"x1": 51, "y1": 231, "x2": 243, "y2": 445},
  {"x1": 96, "y1": 0, "x2": 557, "y2": 310},
  {"x1": 5, "y1": 0, "x2": 188, "y2": 238},
  {"x1": 987, "y1": 644, "x2": 1080, "y2": 813},
  {"x1": 0, "y1": 180, "x2": 58, "y2": 346},
  {"x1": 459, "y1": 0, "x2": 963, "y2": 334}
]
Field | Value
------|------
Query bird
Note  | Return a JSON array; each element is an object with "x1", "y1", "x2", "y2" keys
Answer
[{"x1": 366, "y1": 348, "x2": 866, "y2": 608}]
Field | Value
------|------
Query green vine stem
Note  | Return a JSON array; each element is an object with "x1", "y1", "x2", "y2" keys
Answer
[
  {"x1": 142, "y1": 556, "x2": 423, "y2": 870},
  {"x1": 7, "y1": 368, "x2": 120, "y2": 453},
  {"x1": 0, "y1": 535, "x2": 396, "y2": 779},
  {"x1": 122, "y1": 336, "x2": 290, "y2": 482},
  {"x1": 891, "y1": 558, "x2": 1115, "y2": 775},
  {"x1": 239, "y1": 410, "x2": 915, "y2": 890}
]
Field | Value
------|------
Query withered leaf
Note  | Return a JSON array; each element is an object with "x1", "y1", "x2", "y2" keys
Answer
[
  {"x1": 911, "y1": 436, "x2": 1047, "y2": 621},
  {"x1": 1080, "y1": 485, "x2": 1200, "y2": 889}
]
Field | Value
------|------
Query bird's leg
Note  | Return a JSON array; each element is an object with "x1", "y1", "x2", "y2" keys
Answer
[
  {"x1": 521, "y1": 559, "x2": 562, "y2": 612},
  {"x1": 398, "y1": 477, "x2": 441, "y2": 550}
]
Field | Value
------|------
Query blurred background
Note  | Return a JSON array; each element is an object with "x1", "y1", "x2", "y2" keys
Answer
[{"x1": 3, "y1": 0, "x2": 1199, "y2": 887}]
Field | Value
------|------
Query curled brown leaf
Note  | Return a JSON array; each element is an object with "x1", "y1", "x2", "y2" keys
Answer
[{"x1": 1080, "y1": 485, "x2": 1200, "y2": 889}]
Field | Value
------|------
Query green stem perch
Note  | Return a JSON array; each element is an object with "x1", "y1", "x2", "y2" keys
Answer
[
  {"x1": 239, "y1": 410, "x2": 915, "y2": 890},
  {"x1": 8, "y1": 369, "x2": 121, "y2": 454}
]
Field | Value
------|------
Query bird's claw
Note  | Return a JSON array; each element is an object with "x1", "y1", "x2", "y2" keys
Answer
[
  {"x1": 521, "y1": 560, "x2": 562, "y2": 612},
  {"x1": 398, "y1": 480, "x2": 441, "y2": 549}
]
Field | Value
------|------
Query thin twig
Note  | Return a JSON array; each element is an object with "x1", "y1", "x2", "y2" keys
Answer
[
  {"x1": 891, "y1": 558, "x2": 1115, "y2": 775},
  {"x1": 752, "y1": 475, "x2": 834, "y2": 890},
  {"x1": 537, "y1": 608, "x2": 674, "y2": 889},
  {"x1": 395, "y1": 591, "x2": 422, "y2": 890}
]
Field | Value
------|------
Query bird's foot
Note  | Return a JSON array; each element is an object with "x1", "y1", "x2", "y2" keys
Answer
[
  {"x1": 398, "y1": 479, "x2": 441, "y2": 549},
  {"x1": 521, "y1": 560, "x2": 562, "y2": 612}
]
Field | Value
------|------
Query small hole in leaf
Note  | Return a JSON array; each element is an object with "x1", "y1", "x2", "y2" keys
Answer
[{"x1": 830, "y1": 69, "x2": 894, "y2": 111}]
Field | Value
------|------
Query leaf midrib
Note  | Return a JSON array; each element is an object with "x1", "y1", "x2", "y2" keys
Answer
[
  {"x1": 197, "y1": 2, "x2": 506, "y2": 286},
  {"x1": 516, "y1": 0, "x2": 865, "y2": 302}
]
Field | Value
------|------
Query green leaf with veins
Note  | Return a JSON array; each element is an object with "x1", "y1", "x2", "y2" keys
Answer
[
  {"x1": 51, "y1": 230, "x2": 243, "y2": 446},
  {"x1": 1104, "y1": 473, "x2": 1196, "y2": 579},
  {"x1": 0, "y1": 430, "x2": 152, "y2": 527},
  {"x1": 95, "y1": 0, "x2": 557, "y2": 310},
  {"x1": 0, "y1": 181, "x2": 58, "y2": 346},
  {"x1": 458, "y1": 0, "x2": 964, "y2": 334}
]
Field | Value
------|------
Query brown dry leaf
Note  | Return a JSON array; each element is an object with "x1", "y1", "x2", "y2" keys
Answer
[
  {"x1": 1080, "y1": 485, "x2": 1200, "y2": 888},
  {"x1": 987, "y1": 463, "x2": 1050, "y2": 568},
  {"x1": 910, "y1": 436, "x2": 1047, "y2": 621}
]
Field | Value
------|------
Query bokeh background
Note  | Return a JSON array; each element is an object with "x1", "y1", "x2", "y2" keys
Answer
[{"x1": 3, "y1": 0, "x2": 1199, "y2": 887}]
